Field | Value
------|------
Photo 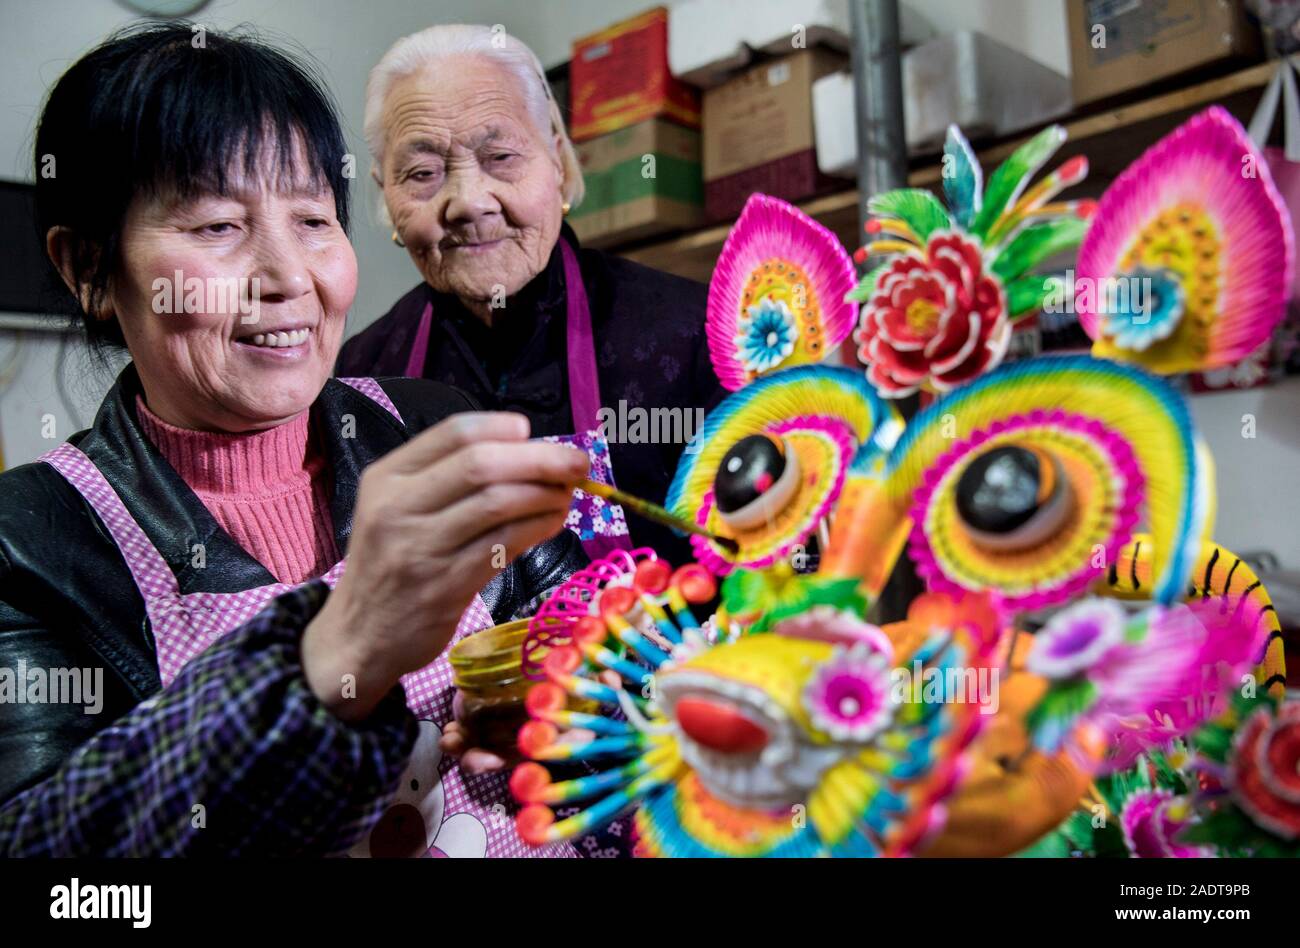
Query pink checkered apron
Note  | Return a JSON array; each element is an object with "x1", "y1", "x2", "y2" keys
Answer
[
  {"x1": 404, "y1": 239, "x2": 635, "y2": 563},
  {"x1": 38, "y1": 377, "x2": 581, "y2": 858}
]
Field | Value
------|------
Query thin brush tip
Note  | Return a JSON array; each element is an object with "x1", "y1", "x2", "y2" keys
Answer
[{"x1": 714, "y1": 535, "x2": 741, "y2": 555}]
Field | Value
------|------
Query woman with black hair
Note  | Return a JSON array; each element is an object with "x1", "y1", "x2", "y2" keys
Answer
[{"x1": 0, "y1": 23, "x2": 591, "y2": 857}]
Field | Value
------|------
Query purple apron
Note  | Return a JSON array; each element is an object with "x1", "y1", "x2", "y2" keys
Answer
[
  {"x1": 403, "y1": 240, "x2": 633, "y2": 561},
  {"x1": 38, "y1": 378, "x2": 573, "y2": 858}
]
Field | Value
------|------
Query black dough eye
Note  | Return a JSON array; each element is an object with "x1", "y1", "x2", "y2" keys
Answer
[
  {"x1": 716, "y1": 435, "x2": 784, "y2": 513},
  {"x1": 955, "y1": 444, "x2": 1070, "y2": 550},
  {"x1": 713, "y1": 434, "x2": 801, "y2": 531},
  {"x1": 956, "y1": 445, "x2": 1042, "y2": 533}
]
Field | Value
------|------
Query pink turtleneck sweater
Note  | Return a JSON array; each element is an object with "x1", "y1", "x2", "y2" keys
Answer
[{"x1": 135, "y1": 396, "x2": 339, "y2": 585}]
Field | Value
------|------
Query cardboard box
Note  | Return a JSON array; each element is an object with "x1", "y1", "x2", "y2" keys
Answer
[
  {"x1": 570, "y1": 7, "x2": 701, "y2": 143},
  {"x1": 1067, "y1": 0, "x2": 1261, "y2": 107},
  {"x1": 668, "y1": 0, "x2": 933, "y2": 89},
  {"x1": 702, "y1": 47, "x2": 847, "y2": 221},
  {"x1": 569, "y1": 118, "x2": 704, "y2": 248}
]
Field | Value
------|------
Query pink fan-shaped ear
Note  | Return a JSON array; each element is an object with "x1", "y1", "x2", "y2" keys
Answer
[
  {"x1": 1077, "y1": 106, "x2": 1293, "y2": 374},
  {"x1": 707, "y1": 193, "x2": 858, "y2": 391}
]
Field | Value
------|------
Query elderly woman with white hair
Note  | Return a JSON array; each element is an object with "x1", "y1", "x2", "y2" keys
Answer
[{"x1": 338, "y1": 24, "x2": 726, "y2": 568}]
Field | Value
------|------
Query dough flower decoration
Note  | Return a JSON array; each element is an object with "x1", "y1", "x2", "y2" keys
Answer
[
  {"x1": 855, "y1": 231, "x2": 1010, "y2": 396},
  {"x1": 1076, "y1": 106, "x2": 1292, "y2": 374},
  {"x1": 736, "y1": 297, "x2": 799, "y2": 374},
  {"x1": 708, "y1": 193, "x2": 859, "y2": 390},
  {"x1": 803, "y1": 644, "x2": 896, "y2": 743},
  {"x1": 1120, "y1": 788, "x2": 1213, "y2": 858},
  {"x1": 1026, "y1": 598, "x2": 1266, "y2": 772},
  {"x1": 850, "y1": 124, "x2": 1094, "y2": 397},
  {"x1": 1095, "y1": 266, "x2": 1186, "y2": 352},
  {"x1": 1176, "y1": 694, "x2": 1300, "y2": 857},
  {"x1": 1227, "y1": 701, "x2": 1300, "y2": 841}
]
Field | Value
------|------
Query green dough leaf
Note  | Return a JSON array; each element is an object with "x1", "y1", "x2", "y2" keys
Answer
[
  {"x1": 846, "y1": 264, "x2": 887, "y2": 304},
  {"x1": 970, "y1": 125, "x2": 1065, "y2": 239},
  {"x1": 1005, "y1": 273, "x2": 1057, "y2": 317},
  {"x1": 990, "y1": 217, "x2": 1089, "y2": 284},
  {"x1": 867, "y1": 188, "x2": 952, "y2": 242}
]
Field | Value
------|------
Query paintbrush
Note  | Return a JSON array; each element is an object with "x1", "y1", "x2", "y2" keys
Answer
[{"x1": 578, "y1": 478, "x2": 739, "y2": 556}]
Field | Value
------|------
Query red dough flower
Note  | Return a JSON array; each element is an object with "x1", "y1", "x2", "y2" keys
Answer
[
  {"x1": 1229, "y1": 703, "x2": 1300, "y2": 840},
  {"x1": 855, "y1": 233, "x2": 1010, "y2": 397}
]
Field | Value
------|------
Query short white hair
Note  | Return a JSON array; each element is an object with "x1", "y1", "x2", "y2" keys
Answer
[{"x1": 364, "y1": 24, "x2": 584, "y2": 207}]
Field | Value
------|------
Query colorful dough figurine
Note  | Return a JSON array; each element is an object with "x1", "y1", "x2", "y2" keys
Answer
[
  {"x1": 509, "y1": 362, "x2": 1268, "y2": 856},
  {"x1": 513, "y1": 549, "x2": 997, "y2": 857},
  {"x1": 851, "y1": 124, "x2": 1093, "y2": 396},
  {"x1": 504, "y1": 106, "x2": 1293, "y2": 857},
  {"x1": 1076, "y1": 105, "x2": 1293, "y2": 373},
  {"x1": 1099, "y1": 533, "x2": 1287, "y2": 699},
  {"x1": 821, "y1": 354, "x2": 1210, "y2": 613},
  {"x1": 707, "y1": 193, "x2": 859, "y2": 391},
  {"x1": 668, "y1": 193, "x2": 903, "y2": 574},
  {"x1": 665, "y1": 366, "x2": 902, "y2": 575}
]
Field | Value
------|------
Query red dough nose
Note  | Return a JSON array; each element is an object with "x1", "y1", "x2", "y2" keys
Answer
[{"x1": 675, "y1": 696, "x2": 769, "y2": 753}]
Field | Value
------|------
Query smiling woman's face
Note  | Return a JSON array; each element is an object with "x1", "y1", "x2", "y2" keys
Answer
[
  {"x1": 106, "y1": 138, "x2": 357, "y2": 432},
  {"x1": 377, "y1": 55, "x2": 564, "y2": 313}
]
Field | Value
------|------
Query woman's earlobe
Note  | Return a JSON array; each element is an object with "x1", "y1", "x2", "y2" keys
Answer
[
  {"x1": 45, "y1": 226, "x2": 81, "y2": 295},
  {"x1": 46, "y1": 226, "x2": 113, "y2": 321},
  {"x1": 46, "y1": 226, "x2": 94, "y2": 310}
]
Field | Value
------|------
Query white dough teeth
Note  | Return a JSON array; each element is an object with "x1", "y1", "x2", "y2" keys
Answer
[{"x1": 252, "y1": 334, "x2": 265, "y2": 346}]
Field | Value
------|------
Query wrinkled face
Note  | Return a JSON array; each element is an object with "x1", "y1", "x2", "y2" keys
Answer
[
  {"x1": 376, "y1": 55, "x2": 565, "y2": 309},
  {"x1": 110, "y1": 136, "x2": 356, "y2": 432}
]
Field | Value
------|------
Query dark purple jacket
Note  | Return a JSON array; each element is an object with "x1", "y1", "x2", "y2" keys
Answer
[{"x1": 337, "y1": 225, "x2": 726, "y2": 562}]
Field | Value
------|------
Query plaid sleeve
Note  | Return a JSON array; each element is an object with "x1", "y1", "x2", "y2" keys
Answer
[{"x1": 0, "y1": 580, "x2": 418, "y2": 856}]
